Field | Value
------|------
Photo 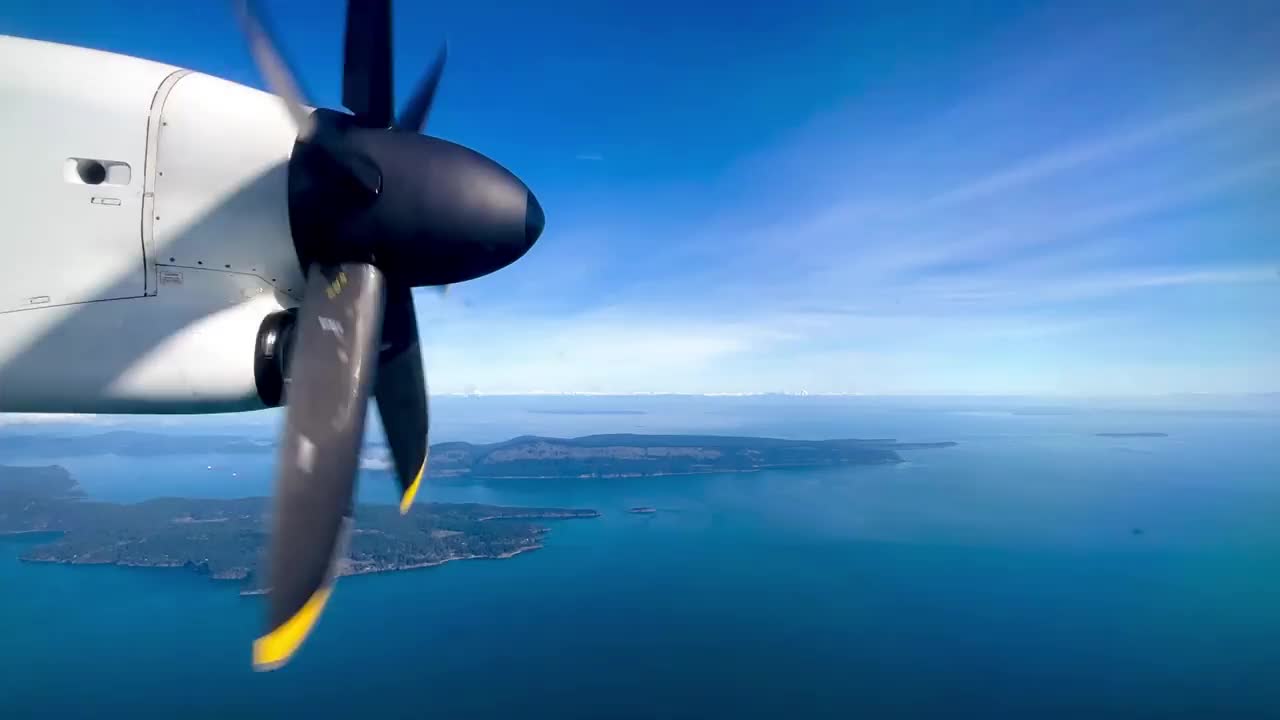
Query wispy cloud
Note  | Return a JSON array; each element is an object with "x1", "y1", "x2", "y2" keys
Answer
[
  {"x1": 574, "y1": 152, "x2": 604, "y2": 161},
  {"x1": 920, "y1": 83, "x2": 1280, "y2": 210},
  {"x1": 423, "y1": 17, "x2": 1280, "y2": 395}
]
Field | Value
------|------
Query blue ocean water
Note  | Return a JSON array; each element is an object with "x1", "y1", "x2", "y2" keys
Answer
[{"x1": 2, "y1": 396, "x2": 1279, "y2": 718}]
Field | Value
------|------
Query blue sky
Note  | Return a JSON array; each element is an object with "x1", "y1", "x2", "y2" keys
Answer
[{"x1": 5, "y1": 0, "x2": 1278, "y2": 395}]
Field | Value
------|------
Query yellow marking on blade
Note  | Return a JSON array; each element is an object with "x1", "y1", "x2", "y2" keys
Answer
[
  {"x1": 399, "y1": 453, "x2": 428, "y2": 515},
  {"x1": 252, "y1": 585, "x2": 334, "y2": 671},
  {"x1": 325, "y1": 273, "x2": 348, "y2": 299}
]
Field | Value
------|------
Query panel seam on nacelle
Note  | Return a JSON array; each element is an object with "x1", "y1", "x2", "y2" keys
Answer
[
  {"x1": 0, "y1": 293, "x2": 159, "y2": 316},
  {"x1": 141, "y1": 68, "x2": 192, "y2": 297},
  {"x1": 155, "y1": 262, "x2": 301, "y2": 305}
]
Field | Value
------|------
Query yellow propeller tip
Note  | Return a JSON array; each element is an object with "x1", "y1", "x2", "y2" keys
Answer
[
  {"x1": 399, "y1": 476, "x2": 422, "y2": 515},
  {"x1": 399, "y1": 460, "x2": 425, "y2": 515},
  {"x1": 252, "y1": 585, "x2": 334, "y2": 672}
]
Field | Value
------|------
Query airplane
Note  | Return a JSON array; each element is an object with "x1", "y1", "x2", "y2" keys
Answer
[{"x1": 0, "y1": 1, "x2": 544, "y2": 671}]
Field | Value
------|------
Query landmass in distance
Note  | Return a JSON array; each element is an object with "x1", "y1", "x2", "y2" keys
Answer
[{"x1": 0, "y1": 432, "x2": 957, "y2": 586}]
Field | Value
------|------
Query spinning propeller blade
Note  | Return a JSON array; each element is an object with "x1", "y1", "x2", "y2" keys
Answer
[
  {"x1": 375, "y1": 287, "x2": 430, "y2": 514},
  {"x1": 398, "y1": 42, "x2": 448, "y2": 133},
  {"x1": 255, "y1": 264, "x2": 384, "y2": 671},
  {"x1": 342, "y1": 0, "x2": 394, "y2": 128}
]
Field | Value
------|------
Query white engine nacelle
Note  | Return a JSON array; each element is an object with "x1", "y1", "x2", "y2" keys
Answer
[{"x1": 0, "y1": 35, "x2": 308, "y2": 413}]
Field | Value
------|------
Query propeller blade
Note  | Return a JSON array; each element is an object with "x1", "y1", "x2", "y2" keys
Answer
[
  {"x1": 374, "y1": 287, "x2": 429, "y2": 514},
  {"x1": 236, "y1": 0, "x2": 381, "y2": 199},
  {"x1": 254, "y1": 263, "x2": 386, "y2": 671},
  {"x1": 233, "y1": 0, "x2": 315, "y2": 138},
  {"x1": 397, "y1": 42, "x2": 448, "y2": 133},
  {"x1": 342, "y1": 0, "x2": 394, "y2": 127}
]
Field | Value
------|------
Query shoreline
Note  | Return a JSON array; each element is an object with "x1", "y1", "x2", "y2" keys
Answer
[
  {"x1": 238, "y1": 544, "x2": 545, "y2": 595},
  {"x1": 18, "y1": 542, "x2": 548, "y2": 592},
  {"x1": 478, "y1": 511, "x2": 600, "y2": 521},
  {"x1": 340, "y1": 543, "x2": 545, "y2": 578}
]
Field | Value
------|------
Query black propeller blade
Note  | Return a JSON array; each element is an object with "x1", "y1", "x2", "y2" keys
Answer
[
  {"x1": 397, "y1": 42, "x2": 448, "y2": 133},
  {"x1": 375, "y1": 287, "x2": 430, "y2": 513},
  {"x1": 235, "y1": 0, "x2": 545, "y2": 671},
  {"x1": 342, "y1": 0, "x2": 394, "y2": 127},
  {"x1": 254, "y1": 264, "x2": 385, "y2": 671}
]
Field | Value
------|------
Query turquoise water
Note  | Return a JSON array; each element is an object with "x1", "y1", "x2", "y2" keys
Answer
[{"x1": 3, "y1": 398, "x2": 1280, "y2": 718}]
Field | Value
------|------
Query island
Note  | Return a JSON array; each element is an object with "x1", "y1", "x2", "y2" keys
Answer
[
  {"x1": 0, "y1": 464, "x2": 598, "y2": 589},
  {"x1": 1095, "y1": 432, "x2": 1169, "y2": 438},
  {"x1": 421, "y1": 434, "x2": 956, "y2": 479},
  {"x1": 0, "y1": 431, "x2": 958, "y2": 480}
]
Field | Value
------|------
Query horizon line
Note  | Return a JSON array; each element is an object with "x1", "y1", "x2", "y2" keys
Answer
[{"x1": 429, "y1": 391, "x2": 1280, "y2": 399}]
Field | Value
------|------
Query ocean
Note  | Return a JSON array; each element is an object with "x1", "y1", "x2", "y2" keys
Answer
[{"x1": 2, "y1": 395, "x2": 1279, "y2": 718}]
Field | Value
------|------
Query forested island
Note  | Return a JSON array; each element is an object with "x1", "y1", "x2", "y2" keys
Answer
[
  {"x1": 422, "y1": 434, "x2": 955, "y2": 479},
  {"x1": 0, "y1": 464, "x2": 597, "y2": 588}
]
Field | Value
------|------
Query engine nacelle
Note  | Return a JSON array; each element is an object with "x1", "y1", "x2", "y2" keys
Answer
[
  {"x1": 0, "y1": 36, "x2": 307, "y2": 415},
  {"x1": 0, "y1": 271, "x2": 293, "y2": 414}
]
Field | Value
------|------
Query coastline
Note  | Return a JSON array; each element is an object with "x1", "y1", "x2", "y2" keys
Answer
[
  {"x1": 340, "y1": 543, "x2": 546, "y2": 578},
  {"x1": 478, "y1": 510, "x2": 601, "y2": 520},
  {"x1": 237, "y1": 543, "x2": 546, "y2": 595},
  {"x1": 19, "y1": 541, "x2": 549, "y2": 593}
]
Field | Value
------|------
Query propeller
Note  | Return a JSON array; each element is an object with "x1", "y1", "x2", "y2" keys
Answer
[{"x1": 235, "y1": 0, "x2": 544, "y2": 671}]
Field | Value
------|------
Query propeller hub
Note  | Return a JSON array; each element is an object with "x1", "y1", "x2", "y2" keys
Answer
[{"x1": 287, "y1": 110, "x2": 543, "y2": 288}]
